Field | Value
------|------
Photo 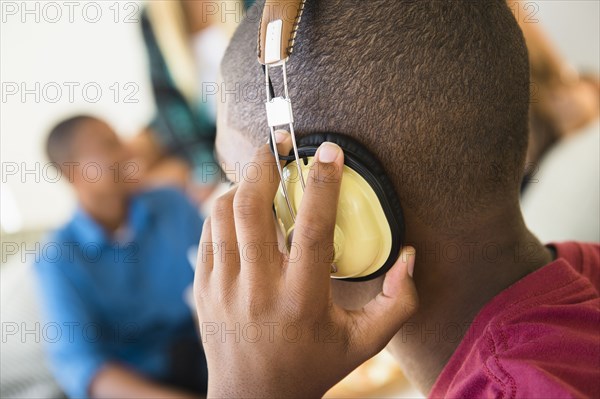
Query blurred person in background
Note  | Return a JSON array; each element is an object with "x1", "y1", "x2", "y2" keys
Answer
[{"x1": 35, "y1": 115, "x2": 207, "y2": 398}]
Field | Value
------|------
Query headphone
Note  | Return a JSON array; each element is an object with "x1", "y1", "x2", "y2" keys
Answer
[{"x1": 258, "y1": 0, "x2": 405, "y2": 281}]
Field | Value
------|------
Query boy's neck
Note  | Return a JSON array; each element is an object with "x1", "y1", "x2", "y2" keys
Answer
[{"x1": 390, "y1": 208, "x2": 553, "y2": 394}]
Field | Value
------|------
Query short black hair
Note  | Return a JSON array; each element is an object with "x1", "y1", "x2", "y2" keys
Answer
[
  {"x1": 221, "y1": 0, "x2": 530, "y2": 232},
  {"x1": 46, "y1": 115, "x2": 98, "y2": 166}
]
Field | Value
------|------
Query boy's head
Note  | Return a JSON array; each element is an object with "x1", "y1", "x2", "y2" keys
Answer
[
  {"x1": 46, "y1": 115, "x2": 134, "y2": 197},
  {"x1": 216, "y1": 0, "x2": 530, "y2": 236}
]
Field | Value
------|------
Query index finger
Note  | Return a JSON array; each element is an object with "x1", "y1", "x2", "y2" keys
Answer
[
  {"x1": 286, "y1": 142, "x2": 345, "y2": 296},
  {"x1": 233, "y1": 131, "x2": 292, "y2": 270}
]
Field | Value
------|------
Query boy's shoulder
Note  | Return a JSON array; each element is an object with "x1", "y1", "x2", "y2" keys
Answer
[{"x1": 431, "y1": 242, "x2": 600, "y2": 398}]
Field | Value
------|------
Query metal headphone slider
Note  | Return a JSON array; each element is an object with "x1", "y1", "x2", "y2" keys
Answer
[{"x1": 262, "y1": 19, "x2": 308, "y2": 223}]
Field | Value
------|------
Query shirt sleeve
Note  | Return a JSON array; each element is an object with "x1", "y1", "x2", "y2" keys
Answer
[
  {"x1": 177, "y1": 189, "x2": 204, "y2": 275},
  {"x1": 182, "y1": 193, "x2": 204, "y2": 247},
  {"x1": 34, "y1": 256, "x2": 108, "y2": 398}
]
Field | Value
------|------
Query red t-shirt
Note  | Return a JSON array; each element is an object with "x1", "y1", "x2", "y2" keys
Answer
[{"x1": 430, "y1": 242, "x2": 600, "y2": 399}]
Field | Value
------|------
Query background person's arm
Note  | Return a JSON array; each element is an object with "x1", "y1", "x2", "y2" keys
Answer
[
  {"x1": 89, "y1": 363, "x2": 199, "y2": 399},
  {"x1": 34, "y1": 256, "x2": 109, "y2": 398},
  {"x1": 507, "y1": 0, "x2": 599, "y2": 167}
]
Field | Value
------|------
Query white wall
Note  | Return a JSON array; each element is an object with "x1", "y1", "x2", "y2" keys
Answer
[
  {"x1": 535, "y1": 0, "x2": 600, "y2": 73},
  {"x1": 1, "y1": 0, "x2": 154, "y2": 232}
]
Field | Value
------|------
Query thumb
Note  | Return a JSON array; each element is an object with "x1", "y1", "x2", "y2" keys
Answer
[{"x1": 347, "y1": 246, "x2": 418, "y2": 359}]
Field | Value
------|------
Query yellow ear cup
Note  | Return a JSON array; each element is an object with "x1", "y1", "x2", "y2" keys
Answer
[{"x1": 274, "y1": 157, "x2": 393, "y2": 279}]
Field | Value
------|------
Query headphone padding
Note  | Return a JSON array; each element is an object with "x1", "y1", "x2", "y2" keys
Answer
[{"x1": 293, "y1": 133, "x2": 405, "y2": 281}]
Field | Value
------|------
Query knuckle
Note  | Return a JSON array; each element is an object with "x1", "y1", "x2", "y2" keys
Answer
[
  {"x1": 211, "y1": 193, "x2": 235, "y2": 221},
  {"x1": 193, "y1": 275, "x2": 207, "y2": 301},
  {"x1": 399, "y1": 292, "x2": 419, "y2": 318},
  {"x1": 233, "y1": 190, "x2": 263, "y2": 221},
  {"x1": 243, "y1": 294, "x2": 271, "y2": 320},
  {"x1": 309, "y1": 162, "x2": 342, "y2": 186},
  {"x1": 283, "y1": 282, "x2": 326, "y2": 320},
  {"x1": 280, "y1": 294, "x2": 307, "y2": 322},
  {"x1": 293, "y1": 223, "x2": 322, "y2": 251},
  {"x1": 216, "y1": 285, "x2": 236, "y2": 308},
  {"x1": 295, "y1": 218, "x2": 333, "y2": 246}
]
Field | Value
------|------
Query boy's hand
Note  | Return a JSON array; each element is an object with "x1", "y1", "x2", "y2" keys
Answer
[{"x1": 194, "y1": 133, "x2": 418, "y2": 398}]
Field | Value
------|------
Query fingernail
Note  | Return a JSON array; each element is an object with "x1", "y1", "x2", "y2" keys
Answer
[
  {"x1": 275, "y1": 130, "x2": 289, "y2": 144},
  {"x1": 316, "y1": 142, "x2": 341, "y2": 163},
  {"x1": 404, "y1": 246, "x2": 416, "y2": 278},
  {"x1": 408, "y1": 260, "x2": 415, "y2": 278}
]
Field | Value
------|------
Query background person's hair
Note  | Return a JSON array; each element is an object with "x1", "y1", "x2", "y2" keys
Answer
[
  {"x1": 221, "y1": 0, "x2": 530, "y2": 232},
  {"x1": 46, "y1": 115, "x2": 97, "y2": 167}
]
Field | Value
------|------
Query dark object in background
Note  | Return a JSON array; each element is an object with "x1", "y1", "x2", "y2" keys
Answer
[
  {"x1": 140, "y1": 8, "x2": 217, "y2": 183},
  {"x1": 163, "y1": 326, "x2": 209, "y2": 395}
]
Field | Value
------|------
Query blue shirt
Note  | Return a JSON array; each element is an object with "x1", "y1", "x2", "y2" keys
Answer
[{"x1": 35, "y1": 187, "x2": 205, "y2": 398}]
